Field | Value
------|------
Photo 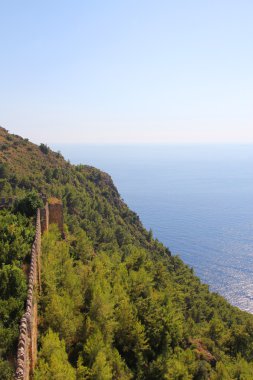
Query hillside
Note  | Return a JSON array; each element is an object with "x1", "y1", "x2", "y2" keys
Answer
[
  {"x1": 1, "y1": 126, "x2": 253, "y2": 379},
  {"x1": 0, "y1": 126, "x2": 158, "y2": 252}
]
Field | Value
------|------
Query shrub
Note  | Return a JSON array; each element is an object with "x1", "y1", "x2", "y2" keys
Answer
[
  {"x1": 15, "y1": 191, "x2": 43, "y2": 217},
  {"x1": 56, "y1": 151, "x2": 63, "y2": 158},
  {"x1": 0, "y1": 144, "x2": 8, "y2": 151},
  {"x1": 0, "y1": 163, "x2": 9, "y2": 179},
  {"x1": 39, "y1": 143, "x2": 50, "y2": 154},
  {"x1": 0, "y1": 360, "x2": 13, "y2": 380}
]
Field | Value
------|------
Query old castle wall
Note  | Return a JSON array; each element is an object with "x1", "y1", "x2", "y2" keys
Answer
[
  {"x1": 40, "y1": 202, "x2": 49, "y2": 234},
  {"x1": 15, "y1": 209, "x2": 41, "y2": 380},
  {"x1": 48, "y1": 201, "x2": 64, "y2": 236},
  {"x1": 15, "y1": 199, "x2": 64, "y2": 380}
]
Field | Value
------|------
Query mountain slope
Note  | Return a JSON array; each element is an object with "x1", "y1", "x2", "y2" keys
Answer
[{"x1": 1, "y1": 126, "x2": 253, "y2": 379}]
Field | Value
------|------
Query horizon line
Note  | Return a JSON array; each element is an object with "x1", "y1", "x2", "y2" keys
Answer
[{"x1": 50, "y1": 141, "x2": 253, "y2": 146}]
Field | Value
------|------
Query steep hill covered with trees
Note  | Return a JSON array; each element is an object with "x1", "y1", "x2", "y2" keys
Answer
[{"x1": 1, "y1": 126, "x2": 253, "y2": 379}]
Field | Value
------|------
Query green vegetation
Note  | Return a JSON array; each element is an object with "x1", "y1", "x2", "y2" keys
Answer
[
  {"x1": 0, "y1": 210, "x2": 34, "y2": 379},
  {"x1": 0, "y1": 163, "x2": 9, "y2": 179},
  {"x1": 14, "y1": 191, "x2": 43, "y2": 217},
  {"x1": 39, "y1": 143, "x2": 50, "y2": 155},
  {"x1": 1, "y1": 126, "x2": 253, "y2": 378},
  {"x1": 34, "y1": 329, "x2": 76, "y2": 380},
  {"x1": 34, "y1": 226, "x2": 253, "y2": 379}
]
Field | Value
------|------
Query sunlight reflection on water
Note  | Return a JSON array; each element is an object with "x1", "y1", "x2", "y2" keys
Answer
[{"x1": 53, "y1": 144, "x2": 253, "y2": 313}]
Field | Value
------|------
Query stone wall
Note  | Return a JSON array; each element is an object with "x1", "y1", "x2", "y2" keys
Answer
[
  {"x1": 15, "y1": 209, "x2": 41, "y2": 380},
  {"x1": 48, "y1": 199, "x2": 64, "y2": 237},
  {"x1": 40, "y1": 202, "x2": 49, "y2": 234},
  {"x1": 15, "y1": 198, "x2": 64, "y2": 379}
]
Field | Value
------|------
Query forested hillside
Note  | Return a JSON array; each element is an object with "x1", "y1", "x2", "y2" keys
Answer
[
  {"x1": 1, "y1": 126, "x2": 253, "y2": 379},
  {"x1": 0, "y1": 211, "x2": 34, "y2": 378}
]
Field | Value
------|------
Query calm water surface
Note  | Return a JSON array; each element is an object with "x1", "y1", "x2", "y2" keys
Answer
[{"x1": 53, "y1": 144, "x2": 253, "y2": 313}]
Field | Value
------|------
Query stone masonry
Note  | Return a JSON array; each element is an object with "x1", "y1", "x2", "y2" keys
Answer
[
  {"x1": 15, "y1": 209, "x2": 41, "y2": 380},
  {"x1": 15, "y1": 198, "x2": 64, "y2": 379}
]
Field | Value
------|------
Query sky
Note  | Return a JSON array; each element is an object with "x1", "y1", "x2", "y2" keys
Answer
[{"x1": 0, "y1": 1, "x2": 252, "y2": 144}]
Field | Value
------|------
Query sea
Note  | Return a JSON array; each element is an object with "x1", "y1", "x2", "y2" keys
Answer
[{"x1": 52, "y1": 144, "x2": 253, "y2": 313}]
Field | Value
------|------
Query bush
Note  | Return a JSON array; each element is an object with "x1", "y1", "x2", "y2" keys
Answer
[
  {"x1": 15, "y1": 191, "x2": 43, "y2": 217},
  {"x1": 39, "y1": 143, "x2": 50, "y2": 154},
  {"x1": 0, "y1": 360, "x2": 13, "y2": 380},
  {"x1": 0, "y1": 164, "x2": 9, "y2": 179},
  {"x1": 0, "y1": 211, "x2": 34, "y2": 266},
  {"x1": 56, "y1": 151, "x2": 63, "y2": 158}
]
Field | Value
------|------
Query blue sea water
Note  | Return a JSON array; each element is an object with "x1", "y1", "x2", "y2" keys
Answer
[{"x1": 53, "y1": 144, "x2": 253, "y2": 313}]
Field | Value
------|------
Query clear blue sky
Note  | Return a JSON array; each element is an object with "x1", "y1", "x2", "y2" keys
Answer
[{"x1": 0, "y1": 1, "x2": 252, "y2": 144}]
